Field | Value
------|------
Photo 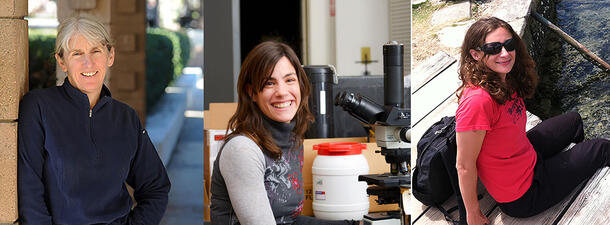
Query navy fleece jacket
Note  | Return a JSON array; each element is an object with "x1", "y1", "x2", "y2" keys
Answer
[{"x1": 17, "y1": 78, "x2": 171, "y2": 225}]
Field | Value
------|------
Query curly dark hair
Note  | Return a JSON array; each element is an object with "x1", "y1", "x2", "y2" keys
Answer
[
  {"x1": 225, "y1": 41, "x2": 314, "y2": 159},
  {"x1": 457, "y1": 17, "x2": 538, "y2": 104}
]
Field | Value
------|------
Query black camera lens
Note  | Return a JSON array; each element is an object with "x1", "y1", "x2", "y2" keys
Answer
[{"x1": 334, "y1": 91, "x2": 385, "y2": 125}]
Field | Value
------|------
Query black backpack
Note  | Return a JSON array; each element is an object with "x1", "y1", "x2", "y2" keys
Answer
[{"x1": 412, "y1": 116, "x2": 467, "y2": 224}]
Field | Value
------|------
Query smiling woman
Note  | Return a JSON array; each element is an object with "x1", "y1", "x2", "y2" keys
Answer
[
  {"x1": 54, "y1": 17, "x2": 115, "y2": 108},
  {"x1": 252, "y1": 56, "x2": 301, "y2": 123},
  {"x1": 454, "y1": 17, "x2": 610, "y2": 225},
  {"x1": 18, "y1": 16, "x2": 170, "y2": 225},
  {"x1": 210, "y1": 41, "x2": 359, "y2": 225}
]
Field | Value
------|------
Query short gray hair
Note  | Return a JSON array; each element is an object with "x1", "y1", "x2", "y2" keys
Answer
[{"x1": 55, "y1": 16, "x2": 114, "y2": 58}]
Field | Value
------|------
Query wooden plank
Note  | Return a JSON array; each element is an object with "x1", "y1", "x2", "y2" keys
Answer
[
  {"x1": 410, "y1": 53, "x2": 462, "y2": 224},
  {"x1": 410, "y1": 52, "x2": 461, "y2": 222},
  {"x1": 411, "y1": 58, "x2": 461, "y2": 129},
  {"x1": 412, "y1": 182, "x2": 496, "y2": 225},
  {"x1": 557, "y1": 167, "x2": 610, "y2": 225},
  {"x1": 412, "y1": 51, "x2": 457, "y2": 93},
  {"x1": 410, "y1": 95, "x2": 458, "y2": 165},
  {"x1": 486, "y1": 181, "x2": 586, "y2": 225},
  {"x1": 403, "y1": 189, "x2": 412, "y2": 218}
]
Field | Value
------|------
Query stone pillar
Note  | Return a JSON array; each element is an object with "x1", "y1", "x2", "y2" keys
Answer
[
  {"x1": 0, "y1": 0, "x2": 27, "y2": 223},
  {"x1": 57, "y1": 0, "x2": 147, "y2": 122}
]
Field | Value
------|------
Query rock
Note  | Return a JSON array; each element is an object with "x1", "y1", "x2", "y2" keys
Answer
[
  {"x1": 509, "y1": 18, "x2": 527, "y2": 36},
  {"x1": 437, "y1": 20, "x2": 474, "y2": 48},
  {"x1": 478, "y1": 0, "x2": 533, "y2": 22},
  {"x1": 430, "y1": 1, "x2": 471, "y2": 27},
  {"x1": 526, "y1": 111, "x2": 542, "y2": 131},
  {"x1": 412, "y1": 0, "x2": 427, "y2": 5}
]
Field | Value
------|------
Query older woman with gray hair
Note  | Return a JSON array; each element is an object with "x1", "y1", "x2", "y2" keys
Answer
[{"x1": 18, "y1": 16, "x2": 170, "y2": 225}]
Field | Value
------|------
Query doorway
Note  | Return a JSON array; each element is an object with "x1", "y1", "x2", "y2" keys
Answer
[{"x1": 240, "y1": 0, "x2": 303, "y2": 62}]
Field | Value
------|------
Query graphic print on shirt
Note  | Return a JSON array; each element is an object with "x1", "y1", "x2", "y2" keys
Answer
[
  {"x1": 264, "y1": 147, "x2": 304, "y2": 221},
  {"x1": 265, "y1": 158, "x2": 291, "y2": 202},
  {"x1": 289, "y1": 172, "x2": 303, "y2": 194},
  {"x1": 506, "y1": 97, "x2": 525, "y2": 124},
  {"x1": 290, "y1": 199, "x2": 304, "y2": 218}
]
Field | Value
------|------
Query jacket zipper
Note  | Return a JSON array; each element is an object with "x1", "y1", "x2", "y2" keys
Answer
[
  {"x1": 89, "y1": 108, "x2": 94, "y2": 142},
  {"x1": 89, "y1": 108, "x2": 99, "y2": 159}
]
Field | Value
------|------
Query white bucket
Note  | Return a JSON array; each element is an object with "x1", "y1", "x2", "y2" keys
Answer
[{"x1": 312, "y1": 142, "x2": 369, "y2": 220}]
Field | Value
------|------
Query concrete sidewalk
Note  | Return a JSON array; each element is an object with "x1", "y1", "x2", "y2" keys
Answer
[
  {"x1": 158, "y1": 68, "x2": 204, "y2": 224},
  {"x1": 147, "y1": 28, "x2": 204, "y2": 224}
]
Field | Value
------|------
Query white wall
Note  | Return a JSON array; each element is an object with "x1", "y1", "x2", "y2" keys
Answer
[
  {"x1": 306, "y1": 0, "x2": 390, "y2": 76},
  {"x1": 335, "y1": 0, "x2": 389, "y2": 75},
  {"x1": 306, "y1": 0, "x2": 335, "y2": 66},
  {"x1": 389, "y1": 0, "x2": 411, "y2": 77}
]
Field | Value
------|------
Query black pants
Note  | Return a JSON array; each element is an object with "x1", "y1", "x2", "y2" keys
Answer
[{"x1": 499, "y1": 112, "x2": 610, "y2": 217}]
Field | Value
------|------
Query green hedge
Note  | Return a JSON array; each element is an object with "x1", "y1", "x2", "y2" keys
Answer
[
  {"x1": 146, "y1": 32, "x2": 174, "y2": 111},
  {"x1": 175, "y1": 30, "x2": 191, "y2": 72},
  {"x1": 28, "y1": 28, "x2": 191, "y2": 112},
  {"x1": 145, "y1": 28, "x2": 191, "y2": 111},
  {"x1": 28, "y1": 29, "x2": 57, "y2": 90},
  {"x1": 147, "y1": 28, "x2": 191, "y2": 80}
]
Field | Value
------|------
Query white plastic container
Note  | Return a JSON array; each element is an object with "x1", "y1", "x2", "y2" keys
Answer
[{"x1": 312, "y1": 142, "x2": 369, "y2": 220}]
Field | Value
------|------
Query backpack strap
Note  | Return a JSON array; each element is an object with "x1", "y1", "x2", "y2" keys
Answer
[
  {"x1": 438, "y1": 123, "x2": 468, "y2": 225},
  {"x1": 435, "y1": 194, "x2": 485, "y2": 225},
  {"x1": 414, "y1": 116, "x2": 456, "y2": 171},
  {"x1": 435, "y1": 204, "x2": 461, "y2": 225},
  {"x1": 416, "y1": 117, "x2": 454, "y2": 160}
]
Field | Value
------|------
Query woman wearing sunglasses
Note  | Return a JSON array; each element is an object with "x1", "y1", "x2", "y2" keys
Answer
[{"x1": 455, "y1": 17, "x2": 609, "y2": 225}]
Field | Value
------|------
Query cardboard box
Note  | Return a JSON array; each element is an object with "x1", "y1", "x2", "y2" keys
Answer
[
  {"x1": 204, "y1": 103, "x2": 238, "y2": 222},
  {"x1": 204, "y1": 103, "x2": 400, "y2": 221}
]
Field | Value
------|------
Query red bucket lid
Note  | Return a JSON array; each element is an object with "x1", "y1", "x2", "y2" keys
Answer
[{"x1": 313, "y1": 142, "x2": 367, "y2": 156}]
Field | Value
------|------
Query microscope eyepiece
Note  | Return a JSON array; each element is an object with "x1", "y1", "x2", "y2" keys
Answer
[{"x1": 334, "y1": 91, "x2": 385, "y2": 125}]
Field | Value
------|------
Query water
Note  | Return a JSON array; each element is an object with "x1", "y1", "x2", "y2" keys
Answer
[{"x1": 529, "y1": 0, "x2": 610, "y2": 139}]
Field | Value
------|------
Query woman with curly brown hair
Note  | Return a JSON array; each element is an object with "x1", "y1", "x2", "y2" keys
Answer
[
  {"x1": 210, "y1": 41, "x2": 359, "y2": 225},
  {"x1": 455, "y1": 17, "x2": 609, "y2": 224}
]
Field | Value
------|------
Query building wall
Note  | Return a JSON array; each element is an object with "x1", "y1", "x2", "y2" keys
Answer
[
  {"x1": 335, "y1": 0, "x2": 389, "y2": 76},
  {"x1": 306, "y1": 0, "x2": 335, "y2": 66},
  {"x1": 389, "y1": 0, "x2": 411, "y2": 77},
  {"x1": 0, "y1": 0, "x2": 28, "y2": 222},
  {"x1": 306, "y1": 0, "x2": 393, "y2": 76}
]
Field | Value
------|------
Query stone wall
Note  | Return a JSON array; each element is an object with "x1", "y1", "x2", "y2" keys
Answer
[
  {"x1": 57, "y1": 0, "x2": 147, "y2": 122},
  {"x1": 527, "y1": 0, "x2": 559, "y2": 69},
  {"x1": 523, "y1": 0, "x2": 562, "y2": 119},
  {"x1": 0, "y1": 0, "x2": 27, "y2": 222}
]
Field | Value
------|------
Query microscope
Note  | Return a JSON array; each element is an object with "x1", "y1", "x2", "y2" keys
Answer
[{"x1": 335, "y1": 41, "x2": 411, "y2": 225}]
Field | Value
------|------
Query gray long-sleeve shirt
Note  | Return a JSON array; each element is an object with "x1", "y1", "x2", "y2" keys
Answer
[{"x1": 210, "y1": 118, "x2": 304, "y2": 225}]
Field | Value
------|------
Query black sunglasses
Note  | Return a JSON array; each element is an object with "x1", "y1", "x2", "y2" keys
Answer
[{"x1": 477, "y1": 38, "x2": 515, "y2": 55}]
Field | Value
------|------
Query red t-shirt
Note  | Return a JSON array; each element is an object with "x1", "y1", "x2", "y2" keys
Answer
[{"x1": 455, "y1": 86, "x2": 537, "y2": 203}]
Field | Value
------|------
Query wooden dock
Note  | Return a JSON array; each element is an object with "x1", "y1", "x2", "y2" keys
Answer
[{"x1": 409, "y1": 52, "x2": 610, "y2": 225}]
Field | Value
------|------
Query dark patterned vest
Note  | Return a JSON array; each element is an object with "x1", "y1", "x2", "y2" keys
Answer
[{"x1": 210, "y1": 116, "x2": 304, "y2": 225}]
